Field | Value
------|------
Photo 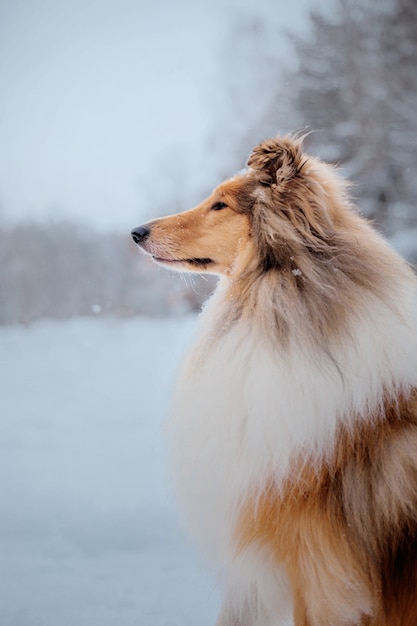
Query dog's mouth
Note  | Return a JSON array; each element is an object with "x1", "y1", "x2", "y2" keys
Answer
[{"x1": 153, "y1": 256, "x2": 214, "y2": 267}]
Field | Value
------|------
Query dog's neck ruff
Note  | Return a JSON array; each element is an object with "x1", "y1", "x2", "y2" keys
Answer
[{"x1": 168, "y1": 252, "x2": 417, "y2": 564}]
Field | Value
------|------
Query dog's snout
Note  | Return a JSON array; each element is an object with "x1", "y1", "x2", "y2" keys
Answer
[{"x1": 131, "y1": 226, "x2": 150, "y2": 245}]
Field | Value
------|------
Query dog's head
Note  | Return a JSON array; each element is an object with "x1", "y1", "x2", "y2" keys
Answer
[
  {"x1": 131, "y1": 136, "x2": 352, "y2": 277},
  {"x1": 131, "y1": 174, "x2": 257, "y2": 275}
]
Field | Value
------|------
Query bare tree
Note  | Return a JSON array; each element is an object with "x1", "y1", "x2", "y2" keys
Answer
[{"x1": 288, "y1": 0, "x2": 417, "y2": 236}]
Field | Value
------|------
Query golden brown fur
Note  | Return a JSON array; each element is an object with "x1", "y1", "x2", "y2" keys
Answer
[
  {"x1": 132, "y1": 135, "x2": 417, "y2": 625},
  {"x1": 236, "y1": 390, "x2": 417, "y2": 625}
]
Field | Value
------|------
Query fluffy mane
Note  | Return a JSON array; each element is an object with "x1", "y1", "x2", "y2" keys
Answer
[{"x1": 215, "y1": 136, "x2": 412, "y2": 351}]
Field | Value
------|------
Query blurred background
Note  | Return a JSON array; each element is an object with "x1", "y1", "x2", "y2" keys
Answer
[
  {"x1": 0, "y1": 0, "x2": 416, "y2": 625},
  {"x1": 2, "y1": 0, "x2": 416, "y2": 324}
]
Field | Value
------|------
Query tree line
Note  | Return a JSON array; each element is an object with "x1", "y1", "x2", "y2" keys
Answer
[{"x1": 0, "y1": 220, "x2": 213, "y2": 325}]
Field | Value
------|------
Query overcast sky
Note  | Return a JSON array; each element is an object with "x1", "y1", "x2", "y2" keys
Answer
[{"x1": 0, "y1": 0, "x2": 317, "y2": 231}]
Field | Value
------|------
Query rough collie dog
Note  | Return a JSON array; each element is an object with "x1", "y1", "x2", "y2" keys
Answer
[{"x1": 131, "y1": 136, "x2": 417, "y2": 626}]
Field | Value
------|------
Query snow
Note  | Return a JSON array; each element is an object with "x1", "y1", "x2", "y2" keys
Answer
[{"x1": 0, "y1": 316, "x2": 219, "y2": 626}]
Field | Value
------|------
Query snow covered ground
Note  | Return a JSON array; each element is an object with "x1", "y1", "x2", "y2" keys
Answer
[{"x1": 0, "y1": 316, "x2": 219, "y2": 626}]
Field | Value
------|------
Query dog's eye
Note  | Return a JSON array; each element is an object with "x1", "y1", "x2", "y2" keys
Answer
[{"x1": 211, "y1": 201, "x2": 227, "y2": 211}]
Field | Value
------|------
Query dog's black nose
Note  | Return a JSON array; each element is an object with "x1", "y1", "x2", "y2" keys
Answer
[{"x1": 131, "y1": 226, "x2": 150, "y2": 244}]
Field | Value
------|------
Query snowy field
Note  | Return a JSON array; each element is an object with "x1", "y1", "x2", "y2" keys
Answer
[{"x1": 0, "y1": 316, "x2": 219, "y2": 626}]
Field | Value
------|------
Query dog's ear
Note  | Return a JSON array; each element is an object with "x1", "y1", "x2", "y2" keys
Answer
[
  {"x1": 247, "y1": 136, "x2": 305, "y2": 186},
  {"x1": 248, "y1": 135, "x2": 339, "y2": 268}
]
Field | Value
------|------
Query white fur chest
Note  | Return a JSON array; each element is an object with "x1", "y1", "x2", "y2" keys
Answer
[{"x1": 168, "y1": 278, "x2": 417, "y2": 564}]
